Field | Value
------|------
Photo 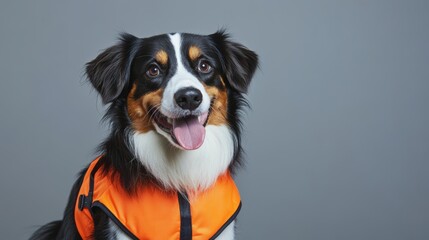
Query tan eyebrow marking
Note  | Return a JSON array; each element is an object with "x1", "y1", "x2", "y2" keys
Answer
[
  {"x1": 188, "y1": 45, "x2": 202, "y2": 61},
  {"x1": 155, "y1": 50, "x2": 168, "y2": 65}
]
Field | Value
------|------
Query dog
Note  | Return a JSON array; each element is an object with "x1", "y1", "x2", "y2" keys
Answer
[{"x1": 30, "y1": 30, "x2": 258, "y2": 240}]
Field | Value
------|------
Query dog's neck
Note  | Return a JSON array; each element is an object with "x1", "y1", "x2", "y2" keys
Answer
[{"x1": 132, "y1": 125, "x2": 235, "y2": 192}]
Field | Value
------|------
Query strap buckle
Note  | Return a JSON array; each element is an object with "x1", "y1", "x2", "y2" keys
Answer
[{"x1": 78, "y1": 194, "x2": 92, "y2": 211}]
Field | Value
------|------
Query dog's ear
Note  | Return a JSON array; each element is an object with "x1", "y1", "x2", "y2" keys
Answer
[
  {"x1": 210, "y1": 30, "x2": 258, "y2": 93},
  {"x1": 86, "y1": 33, "x2": 139, "y2": 104}
]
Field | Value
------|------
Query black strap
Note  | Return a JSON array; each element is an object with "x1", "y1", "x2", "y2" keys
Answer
[
  {"x1": 78, "y1": 159, "x2": 103, "y2": 211},
  {"x1": 78, "y1": 194, "x2": 91, "y2": 210},
  {"x1": 178, "y1": 192, "x2": 192, "y2": 240}
]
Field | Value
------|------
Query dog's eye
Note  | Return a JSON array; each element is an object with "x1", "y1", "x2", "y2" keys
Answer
[
  {"x1": 146, "y1": 64, "x2": 160, "y2": 77},
  {"x1": 197, "y1": 60, "x2": 212, "y2": 74}
]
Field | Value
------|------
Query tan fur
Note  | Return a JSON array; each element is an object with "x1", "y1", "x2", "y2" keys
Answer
[
  {"x1": 205, "y1": 83, "x2": 228, "y2": 126},
  {"x1": 188, "y1": 46, "x2": 202, "y2": 61},
  {"x1": 127, "y1": 84, "x2": 163, "y2": 133},
  {"x1": 155, "y1": 50, "x2": 168, "y2": 65}
]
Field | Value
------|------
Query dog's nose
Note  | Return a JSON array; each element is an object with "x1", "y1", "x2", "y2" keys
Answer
[{"x1": 174, "y1": 87, "x2": 203, "y2": 111}]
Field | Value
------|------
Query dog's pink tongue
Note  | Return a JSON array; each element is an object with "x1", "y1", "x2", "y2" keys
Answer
[{"x1": 173, "y1": 116, "x2": 206, "y2": 150}]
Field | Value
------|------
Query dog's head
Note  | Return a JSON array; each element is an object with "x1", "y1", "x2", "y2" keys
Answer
[{"x1": 86, "y1": 31, "x2": 258, "y2": 190}]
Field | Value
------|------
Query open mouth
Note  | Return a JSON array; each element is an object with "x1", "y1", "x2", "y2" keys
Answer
[{"x1": 153, "y1": 110, "x2": 210, "y2": 150}]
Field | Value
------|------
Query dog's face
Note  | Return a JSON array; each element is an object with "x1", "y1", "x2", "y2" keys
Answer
[
  {"x1": 127, "y1": 33, "x2": 228, "y2": 150},
  {"x1": 87, "y1": 31, "x2": 257, "y2": 151}
]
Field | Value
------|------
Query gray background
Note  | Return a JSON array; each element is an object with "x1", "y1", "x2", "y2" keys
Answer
[{"x1": 1, "y1": 0, "x2": 428, "y2": 239}]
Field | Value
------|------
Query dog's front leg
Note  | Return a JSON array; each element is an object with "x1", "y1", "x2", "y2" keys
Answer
[
  {"x1": 107, "y1": 219, "x2": 132, "y2": 240},
  {"x1": 214, "y1": 220, "x2": 235, "y2": 240}
]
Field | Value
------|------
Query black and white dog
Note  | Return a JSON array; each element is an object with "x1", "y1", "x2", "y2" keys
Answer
[{"x1": 31, "y1": 31, "x2": 258, "y2": 240}]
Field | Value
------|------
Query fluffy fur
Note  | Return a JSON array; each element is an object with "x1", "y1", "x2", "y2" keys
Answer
[
  {"x1": 30, "y1": 30, "x2": 258, "y2": 240},
  {"x1": 133, "y1": 125, "x2": 235, "y2": 191}
]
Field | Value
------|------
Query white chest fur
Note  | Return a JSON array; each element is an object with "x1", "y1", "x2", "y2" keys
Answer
[{"x1": 132, "y1": 125, "x2": 235, "y2": 191}]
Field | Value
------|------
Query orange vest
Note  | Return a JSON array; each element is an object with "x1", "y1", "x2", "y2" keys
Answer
[{"x1": 74, "y1": 158, "x2": 241, "y2": 240}]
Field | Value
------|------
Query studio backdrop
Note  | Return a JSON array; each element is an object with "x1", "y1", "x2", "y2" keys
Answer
[{"x1": 1, "y1": 1, "x2": 429, "y2": 239}]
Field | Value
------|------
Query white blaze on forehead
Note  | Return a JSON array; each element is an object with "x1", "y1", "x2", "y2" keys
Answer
[{"x1": 160, "y1": 33, "x2": 210, "y2": 118}]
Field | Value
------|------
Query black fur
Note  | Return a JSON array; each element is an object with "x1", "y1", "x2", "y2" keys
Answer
[
  {"x1": 30, "y1": 221, "x2": 62, "y2": 240},
  {"x1": 210, "y1": 30, "x2": 258, "y2": 93},
  {"x1": 86, "y1": 33, "x2": 140, "y2": 104},
  {"x1": 30, "y1": 31, "x2": 258, "y2": 239},
  {"x1": 30, "y1": 169, "x2": 86, "y2": 240}
]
